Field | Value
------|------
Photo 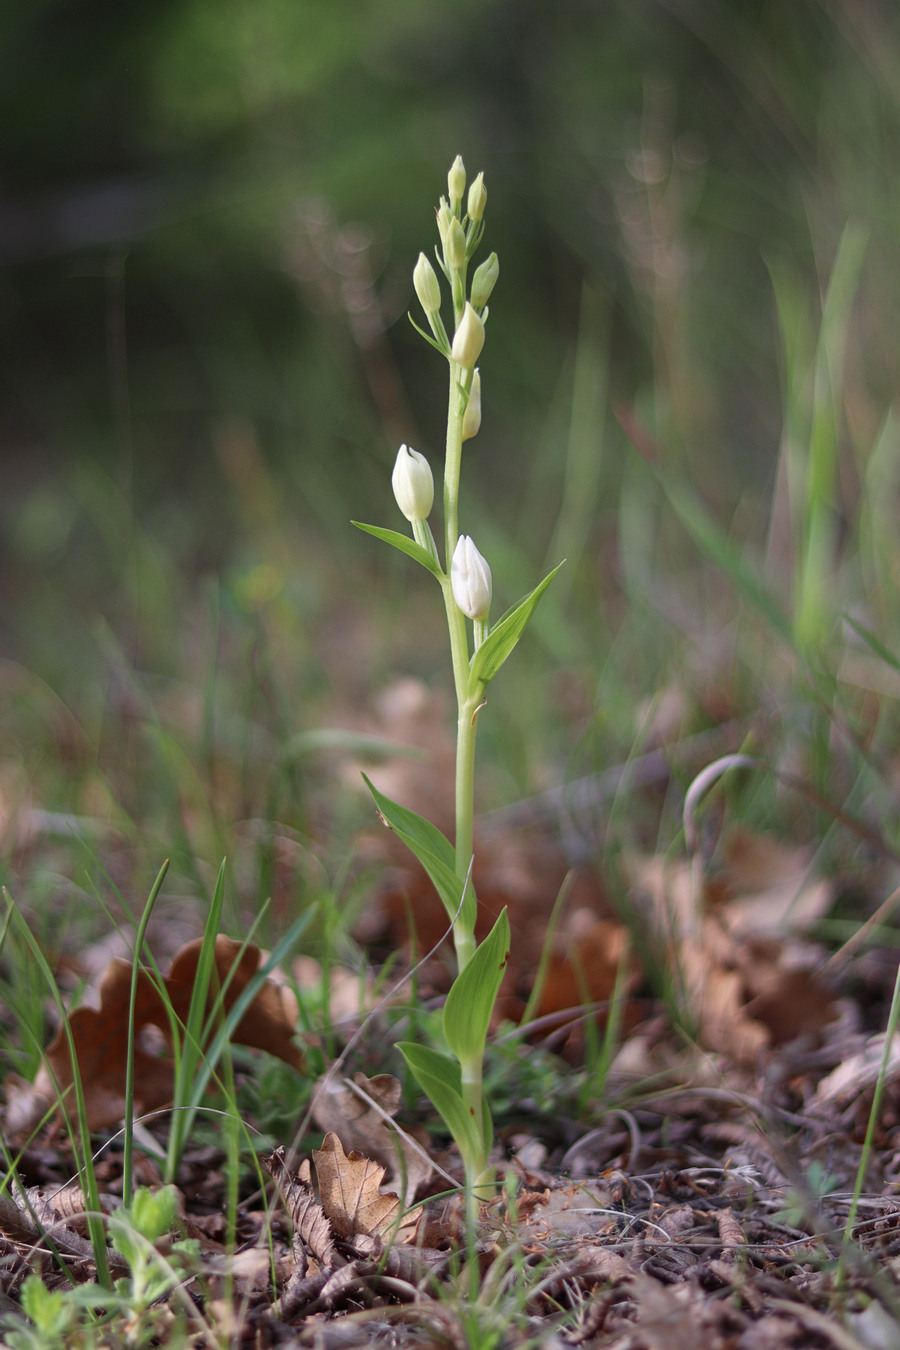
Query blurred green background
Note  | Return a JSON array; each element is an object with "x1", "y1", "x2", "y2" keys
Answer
[{"x1": 2, "y1": 0, "x2": 900, "y2": 908}]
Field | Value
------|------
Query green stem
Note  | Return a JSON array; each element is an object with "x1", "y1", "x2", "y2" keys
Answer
[
  {"x1": 460, "y1": 1054, "x2": 488, "y2": 1180},
  {"x1": 441, "y1": 278, "x2": 491, "y2": 1202},
  {"x1": 444, "y1": 361, "x2": 464, "y2": 572},
  {"x1": 442, "y1": 357, "x2": 482, "y2": 971},
  {"x1": 453, "y1": 695, "x2": 480, "y2": 970},
  {"x1": 441, "y1": 576, "x2": 469, "y2": 709}
]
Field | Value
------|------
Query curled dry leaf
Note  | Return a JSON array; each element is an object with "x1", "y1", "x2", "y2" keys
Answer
[
  {"x1": 716, "y1": 1206, "x2": 746, "y2": 1254},
  {"x1": 813, "y1": 1031, "x2": 900, "y2": 1108},
  {"x1": 265, "y1": 1130, "x2": 420, "y2": 1311},
  {"x1": 6, "y1": 936, "x2": 305, "y2": 1137},
  {"x1": 264, "y1": 1147, "x2": 336, "y2": 1269},
  {"x1": 0, "y1": 1187, "x2": 130, "y2": 1274},
  {"x1": 313, "y1": 1131, "x2": 420, "y2": 1244},
  {"x1": 625, "y1": 852, "x2": 836, "y2": 1061},
  {"x1": 311, "y1": 1071, "x2": 432, "y2": 1205}
]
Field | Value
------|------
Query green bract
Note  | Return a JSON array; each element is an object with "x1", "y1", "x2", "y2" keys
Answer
[
  {"x1": 468, "y1": 562, "x2": 564, "y2": 692},
  {"x1": 352, "y1": 522, "x2": 442, "y2": 576}
]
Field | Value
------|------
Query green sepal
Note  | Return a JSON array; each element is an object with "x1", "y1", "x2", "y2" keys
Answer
[
  {"x1": 465, "y1": 218, "x2": 485, "y2": 258},
  {"x1": 398, "y1": 1042, "x2": 483, "y2": 1157},
  {"x1": 443, "y1": 907, "x2": 510, "y2": 1066},
  {"x1": 362, "y1": 775, "x2": 477, "y2": 932},
  {"x1": 407, "y1": 311, "x2": 451, "y2": 358},
  {"x1": 352, "y1": 522, "x2": 443, "y2": 578},
  {"x1": 468, "y1": 562, "x2": 564, "y2": 694}
]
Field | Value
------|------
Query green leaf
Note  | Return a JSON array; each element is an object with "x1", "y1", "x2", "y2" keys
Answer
[
  {"x1": 20, "y1": 1276, "x2": 73, "y2": 1337},
  {"x1": 362, "y1": 776, "x2": 476, "y2": 931},
  {"x1": 131, "y1": 1185, "x2": 178, "y2": 1243},
  {"x1": 408, "y1": 311, "x2": 451, "y2": 357},
  {"x1": 398, "y1": 1042, "x2": 482, "y2": 1157},
  {"x1": 352, "y1": 522, "x2": 442, "y2": 577},
  {"x1": 443, "y1": 908, "x2": 510, "y2": 1064},
  {"x1": 468, "y1": 563, "x2": 564, "y2": 693}
]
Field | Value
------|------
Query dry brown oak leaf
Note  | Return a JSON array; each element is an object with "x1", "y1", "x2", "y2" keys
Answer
[
  {"x1": 312, "y1": 1131, "x2": 420, "y2": 1244},
  {"x1": 310, "y1": 1071, "x2": 432, "y2": 1206},
  {"x1": 15, "y1": 936, "x2": 304, "y2": 1134}
]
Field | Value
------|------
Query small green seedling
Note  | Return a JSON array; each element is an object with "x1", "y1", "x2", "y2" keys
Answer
[
  {"x1": 355, "y1": 156, "x2": 561, "y2": 1196},
  {"x1": 6, "y1": 1278, "x2": 81, "y2": 1350},
  {"x1": 0, "y1": 1188, "x2": 202, "y2": 1350}
]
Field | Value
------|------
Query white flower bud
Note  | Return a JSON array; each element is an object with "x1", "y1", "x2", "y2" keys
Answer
[
  {"x1": 448, "y1": 154, "x2": 466, "y2": 205},
  {"x1": 470, "y1": 252, "x2": 499, "y2": 312},
  {"x1": 467, "y1": 172, "x2": 487, "y2": 222},
  {"x1": 447, "y1": 217, "x2": 466, "y2": 269},
  {"x1": 461, "y1": 368, "x2": 481, "y2": 441},
  {"x1": 413, "y1": 253, "x2": 441, "y2": 315},
  {"x1": 436, "y1": 198, "x2": 452, "y2": 249},
  {"x1": 450, "y1": 302, "x2": 485, "y2": 369},
  {"x1": 451, "y1": 535, "x2": 492, "y2": 621},
  {"x1": 392, "y1": 444, "x2": 434, "y2": 522}
]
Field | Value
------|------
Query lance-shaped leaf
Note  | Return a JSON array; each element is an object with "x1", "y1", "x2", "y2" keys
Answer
[
  {"x1": 468, "y1": 563, "x2": 563, "y2": 693},
  {"x1": 352, "y1": 523, "x2": 442, "y2": 578},
  {"x1": 408, "y1": 310, "x2": 451, "y2": 358},
  {"x1": 442, "y1": 908, "x2": 510, "y2": 1066},
  {"x1": 362, "y1": 776, "x2": 476, "y2": 932},
  {"x1": 398, "y1": 1043, "x2": 483, "y2": 1159}
]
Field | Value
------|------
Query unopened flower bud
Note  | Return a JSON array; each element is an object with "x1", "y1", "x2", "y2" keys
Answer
[
  {"x1": 447, "y1": 218, "x2": 466, "y2": 269},
  {"x1": 467, "y1": 172, "x2": 487, "y2": 222},
  {"x1": 392, "y1": 445, "x2": 434, "y2": 522},
  {"x1": 451, "y1": 535, "x2": 492, "y2": 621},
  {"x1": 470, "y1": 252, "x2": 499, "y2": 312},
  {"x1": 450, "y1": 302, "x2": 485, "y2": 368},
  {"x1": 413, "y1": 253, "x2": 441, "y2": 315},
  {"x1": 448, "y1": 155, "x2": 466, "y2": 206},
  {"x1": 436, "y1": 198, "x2": 452, "y2": 249},
  {"x1": 461, "y1": 369, "x2": 481, "y2": 441}
]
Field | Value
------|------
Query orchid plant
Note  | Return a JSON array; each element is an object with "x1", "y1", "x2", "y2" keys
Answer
[{"x1": 354, "y1": 156, "x2": 561, "y2": 1194}]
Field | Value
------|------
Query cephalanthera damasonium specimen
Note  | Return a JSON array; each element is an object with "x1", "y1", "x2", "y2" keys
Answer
[{"x1": 353, "y1": 157, "x2": 562, "y2": 1197}]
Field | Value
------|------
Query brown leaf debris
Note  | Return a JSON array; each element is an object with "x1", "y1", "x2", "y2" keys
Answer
[
  {"x1": 310, "y1": 1071, "x2": 432, "y2": 1204},
  {"x1": 312, "y1": 1132, "x2": 419, "y2": 1244},
  {"x1": 6, "y1": 936, "x2": 305, "y2": 1136}
]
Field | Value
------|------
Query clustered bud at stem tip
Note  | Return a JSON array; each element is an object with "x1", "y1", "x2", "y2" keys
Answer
[
  {"x1": 447, "y1": 217, "x2": 466, "y2": 269},
  {"x1": 392, "y1": 444, "x2": 434, "y2": 522},
  {"x1": 467, "y1": 172, "x2": 487, "y2": 223},
  {"x1": 451, "y1": 535, "x2": 492, "y2": 621},
  {"x1": 451, "y1": 303, "x2": 485, "y2": 369},
  {"x1": 448, "y1": 155, "x2": 466, "y2": 203}
]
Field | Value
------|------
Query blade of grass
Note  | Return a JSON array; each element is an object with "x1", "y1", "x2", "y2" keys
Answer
[
  {"x1": 188, "y1": 907, "x2": 315, "y2": 1108},
  {"x1": 544, "y1": 282, "x2": 609, "y2": 608},
  {"x1": 165, "y1": 858, "x2": 228, "y2": 1182},
  {"x1": 519, "y1": 871, "x2": 577, "y2": 1029},
  {"x1": 123, "y1": 858, "x2": 170, "y2": 1209},
  {"x1": 796, "y1": 221, "x2": 869, "y2": 650},
  {"x1": 840, "y1": 951, "x2": 900, "y2": 1281},
  {"x1": 3, "y1": 888, "x2": 112, "y2": 1287}
]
